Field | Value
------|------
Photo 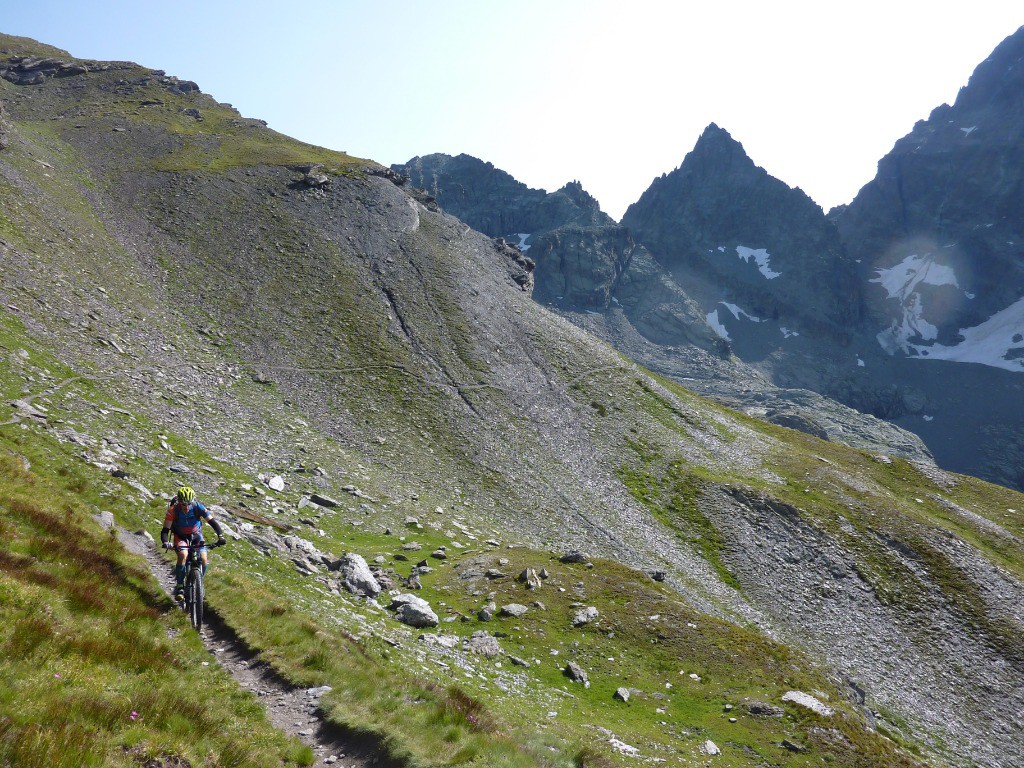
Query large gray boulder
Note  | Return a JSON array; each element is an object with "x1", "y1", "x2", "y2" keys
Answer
[
  {"x1": 465, "y1": 631, "x2": 502, "y2": 657},
  {"x1": 333, "y1": 553, "x2": 381, "y2": 597},
  {"x1": 564, "y1": 661, "x2": 588, "y2": 684},
  {"x1": 389, "y1": 593, "x2": 430, "y2": 611},
  {"x1": 396, "y1": 601, "x2": 438, "y2": 628},
  {"x1": 572, "y1": 606, "x2": 599, "y2": 627}
]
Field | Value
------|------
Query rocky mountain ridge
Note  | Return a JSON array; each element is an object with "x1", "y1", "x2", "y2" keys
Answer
[
  {"x1": 391, "y1": 149, "x2": 937, "y2": 466},
  {"x1": 393, "y1": 25, "x2": 1024, "y2": 491}
]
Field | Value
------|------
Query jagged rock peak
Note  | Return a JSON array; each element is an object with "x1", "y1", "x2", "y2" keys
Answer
[
  {"x1": 693, "y1": 121, "x2": 740, "y2": 149},
  {"x1": 552, "y1": 179, "x2": 603, "y2": 213},
  {"x1": 681, "y1": 123, "x2": 760, "y2": 176},
  {"x1": 622, "y1": 120, "x2": 855, "y2": 339},
  {"x1": 950, "y1": 24, "x2": 1024, "y2": 115}
]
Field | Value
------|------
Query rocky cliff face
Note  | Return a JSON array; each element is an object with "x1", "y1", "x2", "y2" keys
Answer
[
  {"x1": 623, "y1": 124, "x2": 860, "y2": 345},
  {"x1": 835, "y1": 25, "x2": 1024, "y2": 364},
  {"x1": 826, "y1": 24, "x2": 1024, "y2": 487},
  {"x1": 394, "y1": 153, "x2": 613, "y2": 239}
]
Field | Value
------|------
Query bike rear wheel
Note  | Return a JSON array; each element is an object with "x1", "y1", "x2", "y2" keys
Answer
[{"x1": 187, "y1": 572, "x2": 204, "y2": 631}]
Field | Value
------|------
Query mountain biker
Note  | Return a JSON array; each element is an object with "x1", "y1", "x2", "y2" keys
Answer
[{"x1": 160, "y1": 486, "x2": 225, "y2": 599}]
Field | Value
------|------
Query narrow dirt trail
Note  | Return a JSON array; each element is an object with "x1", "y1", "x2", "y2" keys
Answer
[{"x1": 118, "y1": 528, "x2": 386, "y2": 768}]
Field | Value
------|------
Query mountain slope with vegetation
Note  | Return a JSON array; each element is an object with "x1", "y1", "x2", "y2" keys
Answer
[
  {"x1": 393, "y1": 27, "x2": 1024, "y2": 493},
  {"x1": 1, "y1": 34, "x2": 1022, "y2": 768}
]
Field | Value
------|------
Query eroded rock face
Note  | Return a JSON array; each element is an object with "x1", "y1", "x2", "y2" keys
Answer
[
  {"x1": 0, "y1": 101, "x2": 13, "y2": 151},
  {"x1": 0, "y1": 55, "x2": 91, "y2": 85},
  {"x1": 527, "y1": 226, "x2": 634, "y2": 310}
]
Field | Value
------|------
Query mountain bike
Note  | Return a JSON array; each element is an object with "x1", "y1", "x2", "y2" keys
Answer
[{"x1": 179, "y1": 533, "x2": 223, "y2": 631}]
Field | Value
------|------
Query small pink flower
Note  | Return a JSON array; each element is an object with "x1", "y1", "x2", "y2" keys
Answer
[
  {"x1": 130, "y1": 710, "x2": 138, "y2": 721},
  {"x1": 54, "y1": 673, "x2": 61, "y2": 678}
]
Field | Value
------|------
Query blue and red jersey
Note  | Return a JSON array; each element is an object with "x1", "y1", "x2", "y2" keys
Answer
[{"x1": 164, "y1": 499, "x2": 213, "y2": 538}]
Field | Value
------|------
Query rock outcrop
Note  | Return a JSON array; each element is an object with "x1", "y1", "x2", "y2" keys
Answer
[{"x1": 622, "y1": 123, "x2": 859, "y2": 345}]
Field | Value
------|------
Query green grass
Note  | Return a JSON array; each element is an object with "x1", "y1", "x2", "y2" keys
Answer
[
  {"x1": 0, "y1": 453, "x2": 311, "y2": 768},
  {"x1": 209, "y1": 572, "x2": 572, "y2": 768},
  {"x1": 617, "y1": 438, "x2": 740, "y2": 589}
]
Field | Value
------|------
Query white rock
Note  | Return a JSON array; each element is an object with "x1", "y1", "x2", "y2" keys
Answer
[
  {"x1": 268, "y1": 475, "x2": 285, "y2": 491},
  {"x1": 609, "y1": 738, "x2": 640, "y2": 756},
  {"x1": 390, "y1": 593, "x2": 431, "y2": 611},
  {"x1": 701, "y1": 740, "x2": 721, "y2": 756},
  {"x1": 782, "y1": 690, "x2": 834, "y2": 716},
  {"x1": 572, "y1": 606, "x2": 599, "y2": 626},
  {"x1": 336, "y1": 553, "x2": 382, "y2": 597}
]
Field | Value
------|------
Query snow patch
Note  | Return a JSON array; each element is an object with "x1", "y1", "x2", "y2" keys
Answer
[
  {"x1": 872, "y1": 254, "x2": 961, "y2": 354},
  {"x1": 907, "y1": 295, "x2": 1024, "y2": 372},
  {"x1": 961, "y1": 126, "x2": 978, "y2": 136},
  {"x1": 708, "y1": 301, "x2": 769, "y2": 341},
  {"x1": 720, "y1": 302, "x2": 762, "y2": 323},
  {"x1": 736, "y1": 246, "x2": 781, "y2": 279},
  {"x1": 923, "y1": 415, "x2": 934, "y2": 421},
  {"x1": 781, "y1": 327, "x2": 799, "y2": 338},
  {"x1": 872, "y1": 253, "x2": 959, "y2": 300},
  {"x1": 857, "y1": 358, "x2": 865, "y2": 367},
  {"x1": 706, "y1": 309, "x2": 730, "y2": 340},
  {"x1": 513, "y1": 233, "x2": 532, "y2": 252}
]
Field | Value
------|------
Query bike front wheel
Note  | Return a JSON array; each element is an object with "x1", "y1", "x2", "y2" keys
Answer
[{"x1": 187, "y1": 573, "x2": 204, "y2": 631}]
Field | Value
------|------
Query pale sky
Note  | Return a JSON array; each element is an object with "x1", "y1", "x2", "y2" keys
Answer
[{"x1": 5, "y1": 2, "x2": 1023, "y2": 220}]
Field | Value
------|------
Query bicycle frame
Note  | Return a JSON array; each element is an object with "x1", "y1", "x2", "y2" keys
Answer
[{"x1": 181, "y1": 533, "x2": 222, "y2": 631}]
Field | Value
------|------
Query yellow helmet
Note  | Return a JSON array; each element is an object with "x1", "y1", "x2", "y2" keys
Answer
[{"x1": 176, "y1": 486, "x2": 196, "y2": 503}]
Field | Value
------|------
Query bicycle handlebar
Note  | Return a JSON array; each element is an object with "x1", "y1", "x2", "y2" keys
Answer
[{"x1": 166, "y1": 539, "x2": 225, "y2": 549}]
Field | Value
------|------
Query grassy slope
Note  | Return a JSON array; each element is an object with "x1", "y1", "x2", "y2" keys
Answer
[
  {"x1": 0, "y1": 307, "x2": 935, "y2": 768},
  {"x1": 0, "y1": 446, "x2": 313, "y2": 768}
]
